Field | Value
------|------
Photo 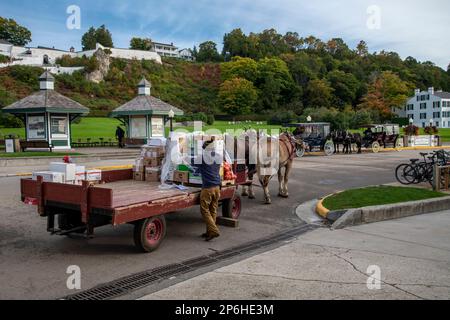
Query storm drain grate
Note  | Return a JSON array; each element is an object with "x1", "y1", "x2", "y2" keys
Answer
[
  {"x1": 62, "y1": 224, "x2": 316, "y2": 300},
  {"x1": 181, "y1": 256, "x2": 218, "y2": 269}
]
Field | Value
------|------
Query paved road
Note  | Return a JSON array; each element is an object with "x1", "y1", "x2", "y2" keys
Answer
[{"x1": 0, "y1": 150, "x2": 433, "y2": 299}]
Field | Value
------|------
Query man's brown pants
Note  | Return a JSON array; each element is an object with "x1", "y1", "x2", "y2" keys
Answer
[{"x1": 200, "y1": 186, "x2": 221, "y2": 237}]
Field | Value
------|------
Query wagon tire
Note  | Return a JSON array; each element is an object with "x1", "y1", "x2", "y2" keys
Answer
[
  {"x1": 372, "y1": 141, "x2": 381, "y2": 153},
  {"x1": 57, "y1": 213, "x2": 86, "y2": 234},
  {"x1": 395, "y1": 139, "x2": 404, "y2": 151},
  {"x1": 222, "y1": 195, "x2": 242, "y2": 220},
  {"x1": 324, "y1": 141, "x2": 335, "y2": 156},
  {"x1": 296, "y1": 146, "x2": 305, "y2": 158},
  {"x1": 134, "y1": 215, "x2": 167, "y2": 253}
]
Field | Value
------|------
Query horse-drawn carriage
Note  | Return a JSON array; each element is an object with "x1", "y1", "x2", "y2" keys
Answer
[
  {"x1": 360, "y1": 124, "x2": 403, "y2": 153},
  {"x1": 284, "y1": 123, "x2": 334, "y2": 158}
]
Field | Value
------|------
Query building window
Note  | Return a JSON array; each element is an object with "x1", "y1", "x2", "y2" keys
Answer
[
  {"x1": 433, "y1": 101, "x2": 441, "y2": 108},
  {"x1": 420, "y1": 113, "x2": 427, "y2": 119},
  {"x1": 420, "y1": 103, "x2": 427, "y2": 109},
  {"x1": 27, "y1": 115, "x2": 46, "y2": 140},
  {"x1": 433, "y1": 112, "x2": 441, "y2": 118},
  {"x1": 408, "y1": 114, "x2": 414, "y2": 120},
  {"x1": 422, "y1": 122, "x2": 426, "y2": 128},
  {"x1": 130, "y1": 116, "x2": 147, "y2": 138},
  {"x1": 436, "y1": 122, "x2": 439, "y2": 127},
  {"x1": 151, "y1": 117, "x2": 164, "y2": 137},
  {"x1": 50, "y1": 116, "x2": 68, "y2": 138}
]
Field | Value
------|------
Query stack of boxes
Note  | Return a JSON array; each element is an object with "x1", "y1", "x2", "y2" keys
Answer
[
  {"x1": 32, "y1": 163, "x2": 102, "y2": 185},
  {"x1": 133, "y1": 145, "x2": 166, "y2": 183}
]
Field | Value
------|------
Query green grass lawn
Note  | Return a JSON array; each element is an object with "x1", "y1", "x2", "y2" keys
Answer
[
  {"x1": 0, "y1": 152, "x2": 83, "y2": 158},
  {"x1": 323, "y1": 186, "x2": 446, "y2": 211},
  {"x1": 0, "y1": 118, "x2": 280, "y2": 141}
]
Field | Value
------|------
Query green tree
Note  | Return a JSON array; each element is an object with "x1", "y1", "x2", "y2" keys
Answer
[
  {"x1": 356, "y1": 40, "x2": 368, "y2": 57},
  {"x1": 326, "y1": 70, "x2": 360, "y2": 107},
  {"x1": 196, "y1": 41, "x2": 221, "y2": 62},
  {"x1": 219, "y1": 78, "x2": 258, "y2": 116},
  {"x1": 81, "y1": 25, "x2": 113, "y2": 50},
  {"x1": 220, "y1": 56, "x2": 258, "y2": 82},
  {"x1": 305, "y1": 79, "x2": 334, "y2": 108},
  {"x1": 256, "y1": 57, "x2": 295, "y2": 110},
  {"x1": 0, "y1": 17, "x2": 31, "y2": 46},
  {"x1": 130, "y1": 37, "x2": 153, "y2": 51},
  {"x1": 223, "y1": 28, "x2": 249, "y2": 58}
]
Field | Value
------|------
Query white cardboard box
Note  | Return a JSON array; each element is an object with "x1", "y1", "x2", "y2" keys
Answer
[
  {"x1": 86, "y1": 170, "x2": 102, "y2": 181},
  {"x1": 49, "y1": 163, "x2": 77, "y2": 181},
  {"x1": 75, "y1": 166, "x2": 86, "y2": 184},
  {"x1": 32, "y1": 171, "x2": 65, "y2": 183}
]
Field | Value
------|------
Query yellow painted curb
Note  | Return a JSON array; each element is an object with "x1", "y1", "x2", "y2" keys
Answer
[{"x1": 316, "y1": 198, "x2": 331, "y2": 218}]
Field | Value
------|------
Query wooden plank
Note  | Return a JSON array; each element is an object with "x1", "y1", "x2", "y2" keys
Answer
[{"x1": 217, "y1": 217, "x2": 239, "y2": 228}]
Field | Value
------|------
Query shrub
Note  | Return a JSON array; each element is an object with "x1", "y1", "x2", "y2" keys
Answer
[
  {"x1": 268, "y1": 110, "x2": 298, "y2": 125},
  {"x1": 0, "y1": 113, "x2": 24, "y2": 128},
  {"x1": 9, "y1": 65, "x2": 43, "y2": 87},
  {"x1": 424, "y1": 126, "x2": 439, "y2": 135},
  {"x1": 206, "y1": 114, "x2": 215, "y2": 125},
  {"x1": 0, "y1": 54, "x2": 9, "y2": 64},
  {"x1": 404, "y1": 125, "x2": 419, "y2": 136}
]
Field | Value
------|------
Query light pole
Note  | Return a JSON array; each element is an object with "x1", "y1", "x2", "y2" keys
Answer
[
  {"x1": 168, "y1": 109, "x2": 175, "y2": 133},
  {"x1": 307, "y1": 116, "x2": 312, "y2": 123},
  {"x1": 409, "y1": 118, "x2": 414, "y2": 125}
]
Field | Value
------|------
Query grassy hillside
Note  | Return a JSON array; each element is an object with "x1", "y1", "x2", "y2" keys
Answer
[{"x1": 0, "y1": 58, "x2": 221, "y2": 118}]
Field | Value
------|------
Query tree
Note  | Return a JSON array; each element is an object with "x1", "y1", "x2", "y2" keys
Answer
[
  {"x1": 196, "y1": 41, "x2": 221, "y2": 62},
  {"x1": 356, "y1": 40, "x2": 368, "y2": 57},
  {"x1": 223, "y1": 28, "x2": 249, "y2": 58},
  {"x1": 358, "y1": 71, "x2": 411, "y2": 120},
  {"x1": 0, "y1": 17, "x2": 31, "y2": 46},
  {"x1": 305, "y1": 79, "x2": 334, "y2": 108},
  {"x1": 81, "y1": 25, "x2": 113, "y2": 50},
  {"x1": 219, "y1": 78, "x2": 258, "y2": 117},
  {"x1": 220, "y1": 57, "x2": 258, "y2": 82},
  {"x1": 130, "y1": 37, "x2": 153, "y2": 51},
  {"x1": 256, "y1": 57, "x2": 295, "y2": 110},
  {"x1": 326, "y1": 70, "x2": 360, "y2": 107}
]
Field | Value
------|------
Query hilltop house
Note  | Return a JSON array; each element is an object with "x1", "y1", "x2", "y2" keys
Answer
[{"x1": 401, "y1": 87, "x2": 450, "y2": 128}]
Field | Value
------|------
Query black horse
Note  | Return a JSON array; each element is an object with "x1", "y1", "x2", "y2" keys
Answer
[{"x1": 332, "y1": 131, "x2": 362, "y2": 154}]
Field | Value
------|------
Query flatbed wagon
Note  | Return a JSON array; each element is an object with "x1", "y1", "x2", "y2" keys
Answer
[{"x1": 20, "y1": 168, "x2": 243, "y2": 252}]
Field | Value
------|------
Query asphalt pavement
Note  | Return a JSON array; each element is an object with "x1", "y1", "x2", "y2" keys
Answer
[{"x1": 0, "y1": 149, "x2": 442, "y2": 299}]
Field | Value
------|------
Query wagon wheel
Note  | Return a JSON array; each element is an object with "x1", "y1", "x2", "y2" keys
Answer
[
  {"x1": 134, "y1": 215, "x2": 167, "y2": 253},
  {"x1": 324, "y1": 141, "x2": 335, "y2": 156},
  {"x1": 295, "y1": 145, "x2": 305, "y2": 158},
  {"x1": 395, "y1": 139, "x2": 404, "y2": 151},
  {"x1": 372, "y1": 141, "x2": 381, "y2": 153},
  {"x1": 222, "y1": 195, "x2": 242, "y2": 220}
]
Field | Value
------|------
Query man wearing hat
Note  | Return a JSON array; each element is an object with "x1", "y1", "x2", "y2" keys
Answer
[{"x1": 192, "y1": 137, "x2": 222, "y2": 242}]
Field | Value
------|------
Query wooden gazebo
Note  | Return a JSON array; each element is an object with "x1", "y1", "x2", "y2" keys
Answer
[
  {"x1": 2, "y1": 71, "x2": 89, "y2": 150},
  {"x1": 110, "y1": 78, "x2": 183, "y2": 147}
]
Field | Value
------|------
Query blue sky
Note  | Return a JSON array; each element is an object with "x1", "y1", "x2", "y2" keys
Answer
[{"x1": 1, "y1": 0, "x2": 449, "y2": 69}]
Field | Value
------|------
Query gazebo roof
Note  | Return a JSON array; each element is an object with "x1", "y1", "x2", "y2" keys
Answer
[
  {"x1": 111, "y1": 95, "x2": 184, "y2": 117},
  {"x1": 2, "y1": 90, "x2": 90, "y2": 114}
]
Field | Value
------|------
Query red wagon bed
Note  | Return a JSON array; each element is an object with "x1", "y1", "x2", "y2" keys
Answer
[{"x1": 20, "y1": 168, "x2": 242, "y2": 252}]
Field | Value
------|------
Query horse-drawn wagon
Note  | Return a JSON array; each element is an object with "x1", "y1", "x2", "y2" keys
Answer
[
  {"x1": 284, "y1": 123, "x2": 334, "y2": 157},
  {"x1": 360, "y1": 124, "x2": 403, "y2": 153}
]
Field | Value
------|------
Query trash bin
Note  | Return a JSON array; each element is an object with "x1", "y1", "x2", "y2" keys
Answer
[{"x1": 5, "y1": 135, "x2": 20, "y2": 153}]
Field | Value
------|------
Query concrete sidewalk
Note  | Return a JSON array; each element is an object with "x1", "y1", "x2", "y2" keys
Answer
[{"x1": 140, "y1": 211, "x2": 450, "y2": 300}]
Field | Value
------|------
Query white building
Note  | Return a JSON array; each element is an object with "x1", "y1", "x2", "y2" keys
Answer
[
  {"x1": 403, "y1": 87, "x2": 450, "y2": 128},
  {"x1": 153, "y1": 42, "x2": 179, "y2": 58},
  {"x1": 0, "y1": 42, "x2": 162, "y2": 72},
  {"x1": 178, "y1": 48, "x2": 194, "y2": 61}
]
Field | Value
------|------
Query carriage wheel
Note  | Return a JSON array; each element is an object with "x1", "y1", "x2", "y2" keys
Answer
[
  {"x1": 296, "y1": 146, "x2": 305, "y2": 158},
  {"x1": 222, "y1": 195, "x2": 242, "y2": 220},
  {"x1": 372, "y1": 142, "x2": 381, "y2": 153},
  {"x1": 395, "y1": 139, "x2": 404, "y2": 151},
  {"x1": 324, "y1": 141, "x2": 335, "y2": 156},
  {"x1": 134, "y1": 215, "x2": 167, "y2": 253}
]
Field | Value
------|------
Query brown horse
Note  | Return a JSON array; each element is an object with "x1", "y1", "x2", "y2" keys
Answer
[{"x1": 238, "y1": 131, "x2": 296, "y2": 204}]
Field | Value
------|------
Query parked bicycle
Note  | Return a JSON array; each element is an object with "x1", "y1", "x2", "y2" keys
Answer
[{"x1": 395, "y1": 150, "x2": 450, "y2": 186}]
